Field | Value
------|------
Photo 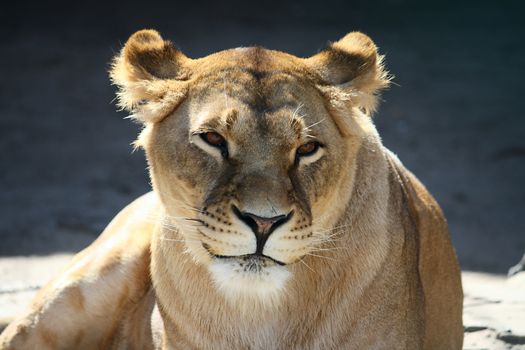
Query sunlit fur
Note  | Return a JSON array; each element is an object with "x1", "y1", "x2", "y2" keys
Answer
[
  {"x1": 0, "y1": 30, "x2": 463, "y2": 350},
  {"x1": 208, "y1": 258, "x2": 291, "y2": 309}
]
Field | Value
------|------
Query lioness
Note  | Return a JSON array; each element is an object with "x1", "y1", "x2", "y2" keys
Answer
[{"x1": 0, "y1": 30, "x2": 463, "y2": 349}]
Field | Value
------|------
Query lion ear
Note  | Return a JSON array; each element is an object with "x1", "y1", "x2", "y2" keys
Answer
[
  {"x1": 306, "y1": 32, "x2": 390, "y2": 115},
  {"x1": 110, "y1": 29, "x2": 191, "y2": 123}
]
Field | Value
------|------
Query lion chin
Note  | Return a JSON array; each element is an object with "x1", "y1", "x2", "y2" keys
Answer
[{"x1": 208, "y1": 255, "x2": 291, "y2": 305}]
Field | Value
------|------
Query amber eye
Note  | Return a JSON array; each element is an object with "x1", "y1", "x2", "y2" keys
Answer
[
  {"x1": 200, "y1": 132, "x2": 228, "y2": 158},
  {"x1": 201, "y1": 132, "x2": 225, "y2": 146},
  {"x1": 296, "y1": 141, "x2": 320, "y2": 157}
]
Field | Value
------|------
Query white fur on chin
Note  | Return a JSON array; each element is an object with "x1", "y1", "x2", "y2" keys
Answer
[{"x1": 208, "y1": 258, "x2": 291, "y2": 306}]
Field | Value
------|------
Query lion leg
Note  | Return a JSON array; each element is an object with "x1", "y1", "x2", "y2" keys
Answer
[
  {"x1": 0, "y1": 193, "x2": 159, "y2": 350},
  {"x1": 110, "y1": 288, "x2": 157, "y2": 350}
]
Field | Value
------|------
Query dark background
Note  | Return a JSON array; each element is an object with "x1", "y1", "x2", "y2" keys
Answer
[{"x1": 0, "y1": 0, "x2": 523, "y2": 273}]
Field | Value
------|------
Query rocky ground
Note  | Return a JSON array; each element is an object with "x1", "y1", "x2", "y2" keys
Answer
[{"x1": 463, "y1": 272, "x2": 525, "y2": 349}]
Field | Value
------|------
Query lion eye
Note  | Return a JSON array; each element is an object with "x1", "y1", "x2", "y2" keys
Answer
[
  {"x1": 201, "y1": 132, "x2": 226, "y2": 147},
  {"x1": 296, "y1": 141, "x2": 320, "y2": 157},
  {"x1": 200, "y1": 132, "x2": 228, "y2": 158}
]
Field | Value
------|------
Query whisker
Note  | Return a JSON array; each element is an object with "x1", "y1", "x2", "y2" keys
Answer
[
  {"x1": 157, "y1": 196, "x2": 205, "y2": 214},
  {"x1": 154, "y1": 219, "x2": 194, "y2": 230},
  {"x1": 309, "y1": 246, "x2": 349, "y2": 252},
  {"x1": 310, "y1": 234, "x2": 346, "y2": 244},
  {"x1": 156, "y1": 222, "x2": 201, "y2": 234},
  {"x1": 314, "y1": 223, "x2": 353, "y2": 234},
  {"x1": 304, "y1": 252, "x2": 338, "y2": 262},
  {"x1": 159, "y1": 237, "x2": 202, "y2": 244},
  {"x1": 299, "y1": 258, "x2": 316, "y2": 274},
  {"x1": 145, "y1": 213, "x2": 205, "y2": 230},
  {"x1": 184, "y1": 218, "x2": 205, "y2": 224},
  {"x1": 303, "y1": 118, "x2": 326, "y2": 132}
]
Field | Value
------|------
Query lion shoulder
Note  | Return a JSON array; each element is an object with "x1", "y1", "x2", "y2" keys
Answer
[{"x1": 386, "y1": 150, "x2": 463, "y2": 349}]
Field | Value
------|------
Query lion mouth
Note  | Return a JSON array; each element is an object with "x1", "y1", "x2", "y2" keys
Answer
[
  {"x1": 215, "y1": 252, "x2": 287, "y2": 267},
  {"x1": 203, "y1": 243, "x2": 286, "y2": 266}
]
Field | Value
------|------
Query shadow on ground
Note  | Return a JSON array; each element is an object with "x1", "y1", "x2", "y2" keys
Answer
[{"x1": 0, "y1": 0, "x2": 524, "y2": 274}]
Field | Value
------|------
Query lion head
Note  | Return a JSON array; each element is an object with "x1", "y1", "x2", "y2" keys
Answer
[{"x1": 110, "y1": 30, "x2": 390, "y2": 303}]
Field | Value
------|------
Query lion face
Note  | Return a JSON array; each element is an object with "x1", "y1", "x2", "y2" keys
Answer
[
  {"x1": 111, "y1": 30, "x2": 389, "y2": 301},
  {"x1": 147, "y1": 73, "x2": 350, "y2": 298}
]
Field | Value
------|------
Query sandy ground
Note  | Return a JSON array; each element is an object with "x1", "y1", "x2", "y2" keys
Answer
[{"x1": 0, "y1": 0, "x2": 524, "y2": 348}]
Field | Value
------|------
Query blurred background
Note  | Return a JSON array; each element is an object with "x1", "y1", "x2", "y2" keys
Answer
[{"x1": 0, "y1": 0, "x2": 524, "y2": 274}]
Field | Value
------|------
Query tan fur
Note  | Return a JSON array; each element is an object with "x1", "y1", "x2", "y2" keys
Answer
[{"x1": 0, "y1": 30, "x2": 462, "y2": 349}]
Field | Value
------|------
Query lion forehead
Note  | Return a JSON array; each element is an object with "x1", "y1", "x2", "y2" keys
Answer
[
  {"x1": 189, "y1": 69, "x2": 320, "y2": 113},
  {"x1": 190, "y1": 46, "x2": 308, "y2": 77}
]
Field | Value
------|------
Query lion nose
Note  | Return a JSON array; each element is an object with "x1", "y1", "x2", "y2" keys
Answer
[
  {"x1": 244, "y1": 213, "x2": 288, "y2": 235},
  {"x1": 232, "y1": 206, "x2": 293, "y2": 252}
]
